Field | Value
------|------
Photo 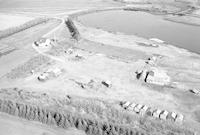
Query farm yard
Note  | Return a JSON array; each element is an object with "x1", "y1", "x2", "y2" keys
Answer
[{"x1": 0, "y1": 0, "x2": 200, "y2": 135}]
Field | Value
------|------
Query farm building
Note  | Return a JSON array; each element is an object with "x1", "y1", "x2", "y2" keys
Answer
[
  {"x1": 37, "y1": 68, "x2": 62, "y2": 82},
  {"x1": 144, "y1": 67, "x2": 170, "y2": 86},
  {"x1": 38, "y1": 72, "x2": 49, "y2": 81},
  {"x1": 34, "y1": 38, "x2": 54, "y2": 48}
]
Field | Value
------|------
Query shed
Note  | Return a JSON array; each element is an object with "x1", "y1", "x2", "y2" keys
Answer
[
  {"x1": 160, "y1": 110, "x2": 169, "y2": 120},
  {"x1": 122, "y1": 101, "x2": 131, "y2": 109},
  {"x1": 153, "y1": 109, "x2": 162, "y2": 118},
  {"x1": 34, "y1": 38, "x2": 53, "y2": 48},
  {"x1": 139, "y1": 105, "x2": 149, "y2": 116},
  {"x1": 38, "y1": 73, "x2": 49, "y2": 81},
  {"x1": 145, "y1": 67, "x2": 170, "y2": 86},
  {"x1": 134, "y1": 104, "x2": 143, "y2": 113}
]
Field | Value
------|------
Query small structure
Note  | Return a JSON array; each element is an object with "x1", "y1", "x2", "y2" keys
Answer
[
  {"x1": 51, "y1": 68, "x2": 62, "y2": 77},
  {"x1": 102, "y1": 80, "x2": 112, "y2": 88},
  {"x1": 167, "y1": 112, "x2": 177, "y2": 121},
  {"x1": 134, "y1": 104, "x2": 143, "y2": 113},
  {"x1": 146, "y1": 56, "x2": 158, "y2": 65},
  {"x1": 149, "y1": 38, "x2": 165, "y2": 44},
  {"x1": 120, "y1": 100, "x2": 184, "y2": 123},
  {"x1": 175, "y1": 114, "x2": 184, "y2": 123},
  {"x1": 46, "y1": 68, "x2": 62, "y2": 77},
  {"x1": 30, "y1": 70, "x2": 35, "y2": 74},
  {"x1": 127, "y1": 103, "x2": 137, "y2": 111},
  {"x1": 151, "y1": 43, "x2": 159, "y2": 47},
  {"x1": 146, "y1": 108, "x2": 154, "y2": 116},
  {"x1": 34, "y1": 38, "x2": 53, "y2": 48},
  {"x1": 153, "y1": 109, "x2": 162, "y2": 118},
  {"x1": 38, "y1": 68, "x2": 62, "y2": 82},
  {"x1": 135, "y1": 69, "x2": 144, "y2": 79},
  {"x1": 121, "y1": 101, "x2": 131, "y2": 109},
  {"x1": 66, "y1": 48, "x2": 74, "y2": 55},
  {"x1": 145, "y1": 67, "x2": 170, "y2": 86},
  {"x1": 139, "y1": 105, "x2": 149, "y2": 116},
  {"x1": 189, "y1": 88, "x2": 200, "y2": 95},
  {"x1": 160, "y1": 110, "x2": 169, "y2": 120},
  {"x1": 38, "y1": 72, "x2": 49, "y2": 81}
]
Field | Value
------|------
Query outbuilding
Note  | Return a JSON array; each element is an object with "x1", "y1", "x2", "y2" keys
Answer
[
  {"x1": 145, "y1": 67, "x2": 170, "y2": 86},
  {"x1": 127, "y1": 103, "x2": 137, "y2": 111},
  {"x1": 38, "y1": 72, "x2": 49, "y2": 81},
  {"x1": 34, "y1": 38, "x2": 53, "y2": 48}
]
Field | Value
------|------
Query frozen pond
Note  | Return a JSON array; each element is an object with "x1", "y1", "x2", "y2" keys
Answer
[{"x1": 78, "y1": 10, "x2": 200, "y2": 54}]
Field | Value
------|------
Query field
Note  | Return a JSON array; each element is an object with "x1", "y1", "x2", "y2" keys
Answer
[
  {"x1": 0, "y1": 113, "x2": 85, "y2": 135},
  {"x1": 0, "y1": 0, "x2": 200, "y2": 135},
  {"x1": 0, "y1": 13, "x2": 33, "y2": 31}
]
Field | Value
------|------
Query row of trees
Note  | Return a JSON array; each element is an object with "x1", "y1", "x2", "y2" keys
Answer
[
  {"x1": 0, "y1": 18, "x2": 50, "y2": 39},
  {"x1": 65, "y1": 18, "x2": 80, "y2": 41},
  {"x1": 0, "y1": 99, "x2": 145, "y2": 135}
]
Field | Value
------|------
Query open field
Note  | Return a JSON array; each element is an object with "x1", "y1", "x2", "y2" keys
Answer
[
  {"x1": 0, "y1": 18, "x2": 61, "y2": 77},
  {"x1": 0, "y1": 13, "x2": 33, "y2": 31},
  {"x1": 0, "y1": 113, "x2": 85, "y2": 135},
  {"x1": 0, "y1": 0, "x2": 200, "y2": 135},
  {"x1": 0, "y1": 0, "x2": 122, "y2": 14}
]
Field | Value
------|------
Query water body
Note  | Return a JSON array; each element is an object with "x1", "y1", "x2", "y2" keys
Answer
[{"x1": 78, "y1": 10, "x2": 200, "y2": 54}]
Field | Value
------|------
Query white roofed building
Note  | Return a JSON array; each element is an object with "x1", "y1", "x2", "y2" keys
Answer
[{"x1": 145, "y1": 67, "x2": 171, "y2": 86}]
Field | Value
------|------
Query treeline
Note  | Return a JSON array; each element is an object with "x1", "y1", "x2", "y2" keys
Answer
[
  {"x1": 65, "y1": 18, "x2": 80, "y2": 41},
  {"x1": 0, "y1": 98, "x2": 146, "y2": 135},
  {"x1": 0, "y1": 18, "x2": 50, "y2": 39}
]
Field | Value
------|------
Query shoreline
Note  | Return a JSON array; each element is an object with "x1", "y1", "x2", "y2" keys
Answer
[{"x1": 68, "y1": 7, "x2": 200, "y2": 56}]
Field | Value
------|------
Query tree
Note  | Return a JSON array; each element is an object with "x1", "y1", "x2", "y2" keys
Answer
[
  {"x1": 34, "y1": 106, "x2": 39, "y2": 121},
  {"x1": 81, "y1": 119, "x2": 88, "y2": 131},
  {"x1": 14, "y1": 105, "x2": 19, "y2": 117},
  {"x1": 7, "y1": 100, "x2": 14, "y2": 115},
  {"x1": 22, "y1": 104, "x2": 27, "y2": 118},
  {"x1": 0, "y1": 99, "x2": 3, "y2": 111},
  {"x1": 16, "y1": 103, "x2": 24, "y2": 117},
  {"x1": 42, "y1": 109, "x2": 48, "y2": 124},
  {"x1": 86, "y1": 125, "x2": 93, "y2": 135},
  {"x1": 38, "y1": 107, "x2": 45, "y2": 123},
  {"x1": 68, "y1": 114, "x2": 75, "y2": 127},
  {"x1": 2, "y1": 100, "x2": 8, "y2": 113},
  {"x1": 54, "y1": 113, "x2": 61, "y2": 126},
  {"x1": 29, "y1": 106, "x2": 35, "y2": 120},
  {"x1": 58, "y1": 114, "x2": 65, "y2": 128},
  {"x1": 63, "y1": 116, "x2": 70, "y2": 129}
]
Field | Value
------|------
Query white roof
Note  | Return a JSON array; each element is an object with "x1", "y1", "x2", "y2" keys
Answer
[
  {"x1": 52, "y1": 68, "x2": 62, "y2": 74},
  {"x1": 149, "y1": 67, "x2": 169, "y2": 78},
  {"x1": 150, "y1": 38, "x2": 165, "y2": 43}
]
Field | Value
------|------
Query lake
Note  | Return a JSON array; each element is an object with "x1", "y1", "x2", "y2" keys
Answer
[{"x1": 78, "y1": 10, "x2": 200, "y2": 54}]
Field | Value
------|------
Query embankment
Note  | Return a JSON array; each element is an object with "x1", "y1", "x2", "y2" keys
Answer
[{"x1": 0, "y1": 18, "x2": 51, "y2": 39}]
